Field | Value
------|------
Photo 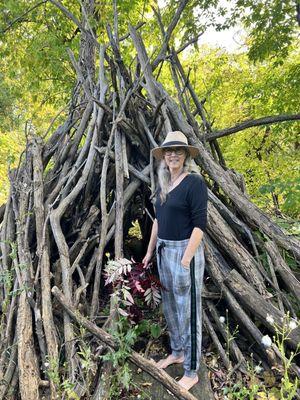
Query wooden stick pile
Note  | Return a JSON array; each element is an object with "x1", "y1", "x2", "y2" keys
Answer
[{"x1": 0, "y1": 2, "x2": 299, "y2": 398}]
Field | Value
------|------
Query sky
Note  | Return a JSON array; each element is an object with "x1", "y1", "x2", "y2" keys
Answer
[
  {"x1": 200, "y1": 25, "x2": 246, "y2": 52},
  {"x1": 156, "y1": 0, "x2": 246, "y2": 52}
]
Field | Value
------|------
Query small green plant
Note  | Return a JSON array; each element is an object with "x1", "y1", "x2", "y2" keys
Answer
[
  {"x1": 76, "y1": 325, "x2": 95, "y2": 397},
  {"x1": 0, "y1": 240, "x2": 28, "y2": 335},
  {"x1": 101, "y1": 317, "x2": 138, "y2": 397},
  {"x1": 0, "y1": 240, "x2": 17, "y2": 295},
  {"x1": 102, "y1": 257, "x2": 165, "y2": 397},
  {"x1": 61, "y1": 379, "x2": 79, "y2": 400},
  {"x1": 223, "y1": 309, "x2": 239, "y2": 363},
  {"x1": 223, "y1": 312, "x2": 299, "y2": 400},
  {"x1": 223, "y1": 381, "x2": 261, "y2": 400},
  {"x1": 223, "y1": 354, "x2": 268, "y2": 399},
  {"x1": 44, "y1": 356, "x2": 79, "y2": 400},
  {"x1": 150, "y1": 323, "x2": 161, "y2": 339},
  {"x1": 269, "y1": 312, "x2": 299, "y2": 399},
  {"x1": 0, "y1": 267, "x2": 13, "y2": 314},
  {"x1": 44, "y1": 356, "x2": 60, "y2": 388}
]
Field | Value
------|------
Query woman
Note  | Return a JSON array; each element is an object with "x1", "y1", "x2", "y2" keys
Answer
[{"x1": 142, "y1": 131, "x2": 208, "y2": 391}]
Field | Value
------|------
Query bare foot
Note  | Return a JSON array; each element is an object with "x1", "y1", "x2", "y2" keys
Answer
[
  {"x1": 178, "y1": 374, "x2": 199, "y2": 391},
  {"x1": 156, "y1": 354, "x2": 184, "y2": 369}
]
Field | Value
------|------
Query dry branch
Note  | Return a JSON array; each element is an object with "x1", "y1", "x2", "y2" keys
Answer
[{"x1": 205, "y1": 114, "x2": 300, "y2": 141}]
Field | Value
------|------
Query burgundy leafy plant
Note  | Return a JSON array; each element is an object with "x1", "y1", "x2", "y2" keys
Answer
[{"x1": 104, "y1": 258, "x2": 165, "y2": 321}]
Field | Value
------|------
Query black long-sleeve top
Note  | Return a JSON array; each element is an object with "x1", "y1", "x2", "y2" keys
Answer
[{"x1": 155, "y1": 173, "x2": 208, "y2": 241}]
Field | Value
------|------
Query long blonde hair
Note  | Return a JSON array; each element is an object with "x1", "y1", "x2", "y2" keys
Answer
[{"x1": 157, "y1": 151, "x2": 199, "y2": 204}]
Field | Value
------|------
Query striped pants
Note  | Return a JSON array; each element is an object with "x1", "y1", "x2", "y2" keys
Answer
[{"x1": 156, "y1": 237, "x2": 205, "y2": 377}]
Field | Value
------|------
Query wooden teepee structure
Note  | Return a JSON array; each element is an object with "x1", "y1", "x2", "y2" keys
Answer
[{"x1": 0, "y1": 1, "x2": 299, "y2": 399}]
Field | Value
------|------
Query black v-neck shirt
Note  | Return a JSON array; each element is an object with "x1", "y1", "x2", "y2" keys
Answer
[{"x1": 155, "y1": 173, "x2": 208, "y2": 240}]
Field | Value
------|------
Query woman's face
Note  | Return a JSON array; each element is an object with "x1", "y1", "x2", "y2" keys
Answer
[{"x1": 163, "y1": 147, "x2": 187, "y2": 170}]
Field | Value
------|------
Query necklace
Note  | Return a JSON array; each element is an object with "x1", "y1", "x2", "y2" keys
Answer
[{"x1": 170, "y1": 170, "x2": 184, "y2": 188}]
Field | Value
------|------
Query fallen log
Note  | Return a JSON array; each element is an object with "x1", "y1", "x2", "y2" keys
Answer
[
  {"x1": 224, "y1": 269, "x2": 300, "y2": 349},
  {"x1": 265, "y1": 240, "x2": 300, "y2": 302},
  {"x1": 204, "y1": 237, "x2": 279, "y2": 367},
  {"x1": 207, "y1": 202, "x2": 267, "y2": 295}
]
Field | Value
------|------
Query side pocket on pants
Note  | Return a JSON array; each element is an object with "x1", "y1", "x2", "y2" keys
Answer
[{"x1": 174, "y1": 249, "x2": 191, "y2": 292}]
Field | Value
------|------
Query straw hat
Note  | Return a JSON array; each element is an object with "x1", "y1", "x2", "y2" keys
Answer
[{"x1": 151, "y1": 131, "x2": 199, "y2": 160}]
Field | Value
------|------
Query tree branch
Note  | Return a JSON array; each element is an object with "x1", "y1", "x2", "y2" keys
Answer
[
  {"x1": 175, "y1": 31, "x2": 204, "y2": 55},
  {"x1": 0, "y1": 0, "x2": 47, "y2": 34},
  {"x1": 152, "y1": 0, "x2": 189, "y2": 70},
  {"x1": 205, "y1": 114, "x2": 300, "y2": 141}
]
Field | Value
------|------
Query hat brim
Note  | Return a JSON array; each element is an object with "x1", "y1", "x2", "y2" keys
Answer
[{"x1": 151, "y1": 144, "x2": 200, "y2": 160}]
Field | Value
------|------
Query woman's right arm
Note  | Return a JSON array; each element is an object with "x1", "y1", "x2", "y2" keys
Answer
[{"x1": 142, "y1": 218, "x2": 158, "y2": 267}]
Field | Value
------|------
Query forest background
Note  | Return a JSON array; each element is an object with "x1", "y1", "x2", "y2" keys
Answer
[{"x1": 0, "y1": 0, "x2": 299, "y2": 228}]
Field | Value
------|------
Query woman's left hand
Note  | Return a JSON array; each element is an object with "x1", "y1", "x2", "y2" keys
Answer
[{"x1": 181, "y1": 258, "x2": 190, "y2": 269}]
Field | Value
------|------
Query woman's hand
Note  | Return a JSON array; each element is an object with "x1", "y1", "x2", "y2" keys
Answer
[
  {"x1": 142, "y1": 219, "x2": 158, "y2": 268},
  {"x1": 142, "y1": 252, "x2": 152, "y2": 268},
  {"x1": 181, "y1": 257, "x2": 190, "y2": 269},
  {"x1": 181, "y1": 228, "x2": 203, "y2": 269}
]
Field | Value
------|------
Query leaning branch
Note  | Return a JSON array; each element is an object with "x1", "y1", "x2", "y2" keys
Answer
[
  {"x1": 152, "y1": 0, "x2": 189, "y2": 70},
  {"x1": 205, "y1": 114, "x2": 300, "y2": 141}
]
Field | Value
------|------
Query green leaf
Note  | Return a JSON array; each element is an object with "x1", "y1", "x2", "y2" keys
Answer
[
  {"x1": 120, "y1": 364, "x2": 132, "y2": 390},
  {"x1": 150, "y1": 324, "x2": 161, "y2": 339}
]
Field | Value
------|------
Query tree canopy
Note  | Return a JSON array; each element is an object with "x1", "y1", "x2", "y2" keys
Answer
[{"x1": 2, "y1": 0, "x2": 299, "y2": 216}]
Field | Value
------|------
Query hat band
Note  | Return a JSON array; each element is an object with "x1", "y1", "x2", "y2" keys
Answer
[{"x1": 161, "y1": 141, "x2": 188, "y2": 147}]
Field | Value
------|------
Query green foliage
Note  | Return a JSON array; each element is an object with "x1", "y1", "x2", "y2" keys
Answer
[
  {"x1": 0, "y1": 1, "x2": 79, "y2": 204},
  {"x1": 232, "y1": 0, "x2": 298, "y2": 62},
  {"x1": 44, "y1": 355, "x2": 61, "y2": 389},
  {"x1": 101, "y1": 317, "x2": 137, "y2": 395},
  {"x1": 0, "y1": 0, "x2": 299, "y2": 219},
  {"x1": 0, "y1": 0, "x2": 78, "y2": 118},
  {"x1": 99, "y1": 315, "x2": 164, "y2": 397},
  {"x1": 223, "y1": 381, "x2": 262, "y2": 399},
  {"x1": 150, "y1": 323, "x2": 161, "y2": 339},
  {"x1": 223, "y1": 313, "x2": 300, "y2": 399},
  {"x1": 0, "y1": 240, "x2": 31, "y2": 314},
  {"x1": 134, "y1": 319, "x2": 149, "y2": 335},
  {"x1": 103, "y1": 318, "x2": 137, "y2": 366},
  {"x1": 43, "y1": 326, "x2": 96, "y2": 399},
  {"x1": 0, "y1": 132, "x2": 24, "y2": 204},
  {"x1": 259, "y1": 176, "x2": 300, "y2": 216},
  {"x1": 180, "y1": 45, "x2": 299, "y2": 218},
  {"x1": 44, "y1": 356, "x2": 80, "y2": 400}
]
